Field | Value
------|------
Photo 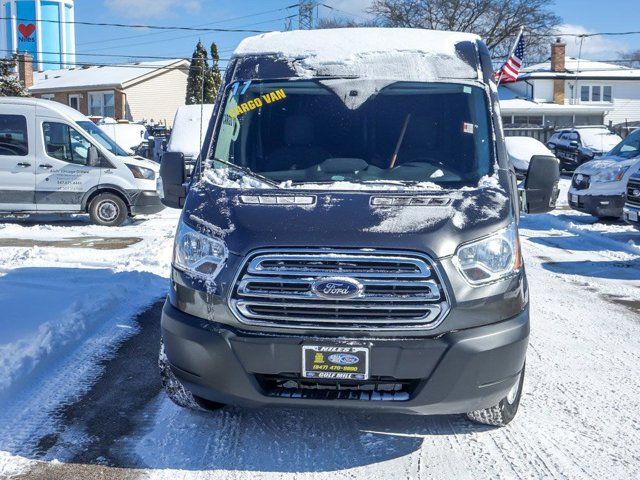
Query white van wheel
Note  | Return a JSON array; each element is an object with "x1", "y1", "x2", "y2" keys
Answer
[{"x1": 89, "y1": 193, "x2": 128, "y2": 226}]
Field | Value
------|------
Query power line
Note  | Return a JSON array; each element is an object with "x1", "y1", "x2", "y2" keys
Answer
[
  {"x1": 79, "y1": 5, "x2": 300, "y2": 47},
  {"x1": 0, "y1": 16, "x2": 269, "y2": 33},
  {"x1": 0, "y1": 47, "x2": 233, "y2": 62},
  {"x1": 4, "y1": 56, "x2": 227, "y2": 72},
  {"x1": 319, "y1": 3, "x2": 370, "y2": 22}
]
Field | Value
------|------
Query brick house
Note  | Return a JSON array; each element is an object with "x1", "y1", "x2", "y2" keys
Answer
[{"x1": 17, "y1": 53, "x2": 190, "y2": 126}]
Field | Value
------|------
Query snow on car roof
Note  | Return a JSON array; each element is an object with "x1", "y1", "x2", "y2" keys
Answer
[{"x1": 233, "y1": 28, "x2": 481, "y2": 81}]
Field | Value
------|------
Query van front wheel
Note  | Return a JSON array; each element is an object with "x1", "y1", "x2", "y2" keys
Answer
[
  {"x1": 466, "y1": 365, "x2": 525, "y2": 427},
  {"x1": 89, "y1": 193, "x2": 128, "y2": 226}
]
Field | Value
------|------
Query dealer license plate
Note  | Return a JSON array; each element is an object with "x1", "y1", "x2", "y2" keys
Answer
[
  {"x1": 302, "y1": 345, "x2": 369, "y2": 380},
  {"x1": 629, "y1": 210, "x2": 638, "y2": 222},
  {"x1": 571, "y1": 194, "x2": 579, "y2": 204}
]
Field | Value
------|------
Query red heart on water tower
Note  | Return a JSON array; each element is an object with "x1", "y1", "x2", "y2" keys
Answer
[{"x1": 18, "y1": 23, "x2": 36, "y2": 38}]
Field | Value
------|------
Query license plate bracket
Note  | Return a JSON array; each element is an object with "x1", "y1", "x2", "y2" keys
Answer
[
  {"x1": 302, "y1": 345, "x2": 369, "y2": 381},
  {"x1": 571, "y1": 194, "x2": 579, "y2": 204},
  {"x1": 629, "y1": 210, "x2": 638, "y2": 222}
]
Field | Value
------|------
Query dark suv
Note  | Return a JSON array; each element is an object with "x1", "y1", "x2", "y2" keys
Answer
[
  {"x1": 547, "y1": 127, "x2": 621, "y2": 171},
  {"x1": 158, "y1": 28, "x2": 559, "y2": 427}
]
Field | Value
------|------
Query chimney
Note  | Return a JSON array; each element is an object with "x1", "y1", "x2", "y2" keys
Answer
[
  {"x1": 15, "y1": 52, "x2": 34, "y2": 89},
  {"x1": 550, "y1": 38, "x2": 566, "y2": 105}
]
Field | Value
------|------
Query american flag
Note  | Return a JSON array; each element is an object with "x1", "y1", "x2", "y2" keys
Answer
[{"x1": 494, "y1": 30, "x2": 525, "y2": 84}]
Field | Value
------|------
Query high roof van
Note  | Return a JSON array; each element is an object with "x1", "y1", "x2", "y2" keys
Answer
[
  {"x1": 0, "y1": 97, "x2": 163, "y2": 225},
  {"x1": 158, "y1": 28, "x2": 559, "y2": 426}
]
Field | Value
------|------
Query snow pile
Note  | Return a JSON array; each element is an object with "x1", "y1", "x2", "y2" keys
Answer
[
  {"x1": 167, "y1": 104, "x2": 215, "y2": 158},
  {"x1": 505, "y1": 136, "x2": 554, "y2": 171},
  {"x1": 234, "y1": 28, "x2": 479, "y2": 81}
]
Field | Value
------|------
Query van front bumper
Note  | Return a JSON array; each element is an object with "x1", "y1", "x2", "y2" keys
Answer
[
  {"x1": 129, "y1": 190, "x2": 165, "y2": 215},
  {"x1": 568, "y1": 191, "x2": 625, "y2": 218},
  {"x1": 161, "y1": 300, "x2": 529, "y2": 415}
]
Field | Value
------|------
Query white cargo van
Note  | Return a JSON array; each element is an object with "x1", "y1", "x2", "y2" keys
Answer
[{"x1": 0, "y1": 97, "x2": 163, "y2": 226}]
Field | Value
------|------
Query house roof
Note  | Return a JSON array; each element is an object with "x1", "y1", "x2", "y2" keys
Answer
[
  {"x1": 518, "y1": 57, "x2": 640, "y2": 80},
  {"x1": 30, "y1": 59, "x2": 189, "y2": 93}
]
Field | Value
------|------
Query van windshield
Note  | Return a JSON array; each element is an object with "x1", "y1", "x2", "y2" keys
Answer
[
  {"x1": 77, "y1": 121, "x2": 130, "y2": 157},
  {"x1": 209, "y1": 81, "x2": 493, "y2": 188}
]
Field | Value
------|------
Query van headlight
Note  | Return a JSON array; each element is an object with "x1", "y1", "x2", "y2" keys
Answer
[
  {"x1": 591, "y1": 165, "x2": 629, "y2": 183},
  {"x1": 173, "y1": 220, "x2": 228, "y2": 280},
  {"x1": 453, "y1": 223, "x2": 521, "y2": 285}
]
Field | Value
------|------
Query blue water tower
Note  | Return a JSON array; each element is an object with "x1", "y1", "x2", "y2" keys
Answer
[{"x1": 1, "y1": 0, "x2": 76, "y2": 70}]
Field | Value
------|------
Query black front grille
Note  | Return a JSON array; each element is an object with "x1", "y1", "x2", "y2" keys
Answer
[
  {"x1": 627, "y1": 178, "x2": 640, "y2": 207},
  {"x1": 572, "y1": 173, "x2": 591, "y2": 190},
  {"x1": 256, "y1": 374, "x2": 417, "y2": 401}
]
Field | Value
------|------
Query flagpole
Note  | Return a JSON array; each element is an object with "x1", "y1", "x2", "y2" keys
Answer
[{"x1": 497, "y1": 26, "x2": 524, "y2": 87}]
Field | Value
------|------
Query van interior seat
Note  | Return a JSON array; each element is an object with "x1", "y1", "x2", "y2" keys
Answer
[{"x1": 264, "y1": 115, "x2": 331, "y2": 171}]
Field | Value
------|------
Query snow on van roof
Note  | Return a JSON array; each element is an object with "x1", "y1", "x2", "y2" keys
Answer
[{"x1": 233, "y1": 28, "x2": 481, "y2": 81}]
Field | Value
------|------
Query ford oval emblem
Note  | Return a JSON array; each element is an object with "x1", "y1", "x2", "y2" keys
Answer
[
  {"x1": 633, "y1": 189, "x2": 640, "y2": 197},
  {"x1": 311, "y1": 277, "x2": 363, "y2": 300},
  {"x1": 328, "y1": 353, "x2": 360, "y2": 365}
]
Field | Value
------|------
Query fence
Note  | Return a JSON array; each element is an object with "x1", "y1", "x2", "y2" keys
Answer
[{"x1": 503, "y1": 127, "x2": 555, "y2": 144}]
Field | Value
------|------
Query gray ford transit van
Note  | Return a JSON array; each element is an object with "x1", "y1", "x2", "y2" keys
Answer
[{"x1": 158, "y1": 28, "x2": 559, "y2": 426}]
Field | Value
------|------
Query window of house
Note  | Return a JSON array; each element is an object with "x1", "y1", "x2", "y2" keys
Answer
[
  {"x1": 579, "y1": 85, "x2": 612, "y2": 103},
  {"x1": 88, "y1": 91, "x2": 115, "y2": 118},
  {"x1": 42, "y1": 122, "x2": 92, "y2": 165},
  {"x1": 580, "y1": 86, "x2": 590, "y2": 102},
  {"x1": 41, "y1": 94, "x2": 55, "y2": 101},
  {"x1": 68, "y1": 94, "x2": 81, "y2": 111},
  {"x1": 0, "y1": 114, "x2": 28, "y2": 156}
]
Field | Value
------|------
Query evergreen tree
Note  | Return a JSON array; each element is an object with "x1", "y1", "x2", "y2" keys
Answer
[
  {"x1": 0, "y1": 58, "x2": 30, "y2": 97},
  {"x1": 185, "y1": 41, "x2": 210, "y2": 105},
  {"x1": 207, "y1": 42, "x2": 222, "y2": 103}
]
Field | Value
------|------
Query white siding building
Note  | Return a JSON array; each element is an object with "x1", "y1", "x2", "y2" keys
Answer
[{"x1": 500, "y1": 40, "x2": 640, "y2": 128}]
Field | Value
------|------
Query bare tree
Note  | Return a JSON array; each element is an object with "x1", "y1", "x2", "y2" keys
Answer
[
  {"x1": 317, "y1": 16, "x2": 378, "y2": 29},
  {"x1": 620, "y1": 49, "x2": 640, "y2": 68},
  {"x1": 368, "y1": 0, "x2": 561, "y2": 57}
]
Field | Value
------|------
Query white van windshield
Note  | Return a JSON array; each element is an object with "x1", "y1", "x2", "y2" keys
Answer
[
  {"x1": 208, "y1": 81, "x2": 494, "y2": 188},
  {"x1": 77, "y1": 121, "x2": 130, "y2": 157}
]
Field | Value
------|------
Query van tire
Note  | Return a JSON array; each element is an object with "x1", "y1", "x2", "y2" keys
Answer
[
  {"x1": 159, "y1": 340, "x2": 224, "y2": 412},
  {"x1": 466, "y1": 364, "x2": 525, "y2": 427},
  {"x1": 89, "y1": 193, "x2": 128, "y2": 226}
]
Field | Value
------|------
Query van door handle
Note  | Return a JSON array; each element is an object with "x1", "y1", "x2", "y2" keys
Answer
[
  {"x1": 16, "y1": 162, "x2": 31, "y2": 168},
  {"x1": 39, "y1": 164, "x2": 53, "y2": 169}
]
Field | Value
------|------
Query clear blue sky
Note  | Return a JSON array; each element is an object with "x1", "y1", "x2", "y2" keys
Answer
[{"x1": 74, "y1": 0, "x2": 639, "y2": 66}]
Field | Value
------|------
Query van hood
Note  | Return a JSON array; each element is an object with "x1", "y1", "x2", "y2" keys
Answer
[
  {"x1": 183, "y1": 179, "x2": 512, "y2": 258},
  {"x1": 575, "y1": 156, "x2": 638, "y2": 175},
  {"x1": 117, "y1": 155, "x2": 160, "y2": 172}
]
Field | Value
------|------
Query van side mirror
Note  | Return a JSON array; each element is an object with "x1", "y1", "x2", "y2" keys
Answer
[
  {"x1": 521, "y1": 155, "x2": 560, "y2": 214},
  {"x1": 159, "y1": 151, "x2": 187, "y2": 208},
  {"x1": 87, "y1": 146, "x2": 100, "y2": 167}
]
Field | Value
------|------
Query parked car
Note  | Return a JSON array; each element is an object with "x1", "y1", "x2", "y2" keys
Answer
[
  {"x1": 505, "y1": 136, "x2": 556, "y2": 178},
  {"x1": 623, "y1": 173, "x2": 640, "y2": 229},
  {"x1": 165, "y1": 104, "x2": 215, "y2": 177},
  {"x1": 547, "y1": 126, "x2": 622, "y2": 171},
  {"x1": 0, "y1": 97, "x2": 163, "y2": 226},
  {"x1": 157, "y1": 28, "x2": 560, "y2": 427},
  {"x1": 568, "y1": 129, "x2": 640, "y2": 218},
  {"x1": 97, "y1": 118, "x2": 147, "y2": 154}
]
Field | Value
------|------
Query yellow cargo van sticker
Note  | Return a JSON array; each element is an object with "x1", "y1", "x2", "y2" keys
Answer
[{"x1": 228, "y1": 89, "x2": 287, "y2": 118}]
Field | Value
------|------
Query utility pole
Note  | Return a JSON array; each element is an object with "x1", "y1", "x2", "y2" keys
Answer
[{"x1": 298, "y1": 0, "x2": 316, "y2": 29}]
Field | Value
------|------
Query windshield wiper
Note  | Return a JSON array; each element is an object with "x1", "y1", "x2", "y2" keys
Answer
[{"x1": 211, "y1": 158, "x2": 281, "y2": 188}]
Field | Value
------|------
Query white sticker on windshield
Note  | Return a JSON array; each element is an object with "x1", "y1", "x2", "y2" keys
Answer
[
  {"x1": 463, "y1": 122, "x2": 475, "y2": 134},
  {"x1": 463, "y1": 86, "x2": 472, "y2": 94}
]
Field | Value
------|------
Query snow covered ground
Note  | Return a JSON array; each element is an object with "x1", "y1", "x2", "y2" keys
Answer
[{"x1": 1, "y1": 179, "x2": 639, "y2": 479}]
